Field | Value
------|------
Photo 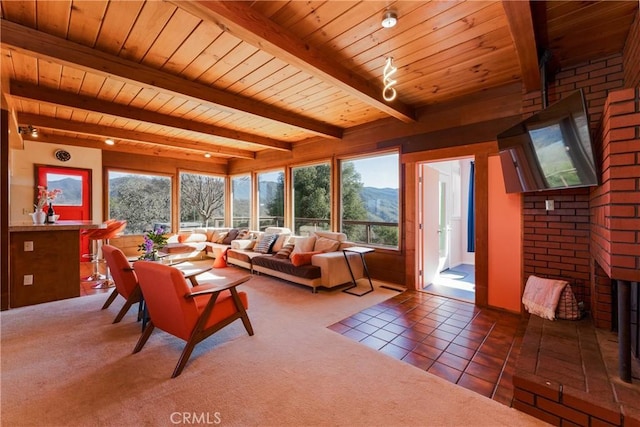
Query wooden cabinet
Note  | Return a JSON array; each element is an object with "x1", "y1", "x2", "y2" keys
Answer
[{"x1": 9, "y1": 221, "x2": 101, "y2": 308}]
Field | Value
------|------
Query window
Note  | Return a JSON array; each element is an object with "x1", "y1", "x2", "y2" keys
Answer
[
  {"x1": 341, "y1": 153, "x2": 399, "y2": 248},
  {"x1": 292, "y1": 163, "x2": 330, "y2": 236},
  {"x1": 231, "y1": 174, "x2": 251, "y2": 228},
  {"x1": 179, "y1": 172, "x2": 225, "y2": 229},
  {"x1": 108, "y1": 170, "x2": 172, "y2": 234},
  {"x1": 258, "y1": 170, "x2": 284, "y2": 231}
]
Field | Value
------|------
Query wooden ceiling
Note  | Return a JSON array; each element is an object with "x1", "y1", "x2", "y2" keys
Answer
[{"x1": 1, "y1": 1, "x2": 637, "y2": 164}]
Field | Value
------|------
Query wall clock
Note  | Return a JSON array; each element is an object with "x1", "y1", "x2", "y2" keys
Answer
[{"x1": 54, "y1": 149, "x2": 71, "y2": 162}]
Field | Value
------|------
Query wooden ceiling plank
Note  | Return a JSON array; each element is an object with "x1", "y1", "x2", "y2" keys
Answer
[
  {"x1": 17, "y1": 112, "x2": 255, "y2": 160},
  {"x1": 0, "y1": 0, "x2": 36, "y2": 27},
  {"x1": 10, "y1": 81, "x2": 293, "y2": 152},
  {"x1": 501, "y1": 0, "x2": 541, "y2": 92},
  {"x1": 67, "y1": 0, "x2": 108, "y2": 47},
  {"x1": 35, "y1": 0, "x2": 71, "y2": 38},
  {"x1": 94, "y1": 0, "x2": 144, "y2": 55},
  {"x1": 162, "y1": 22, "x2": 224, "y2": 75},
  {"x1": 0, "y1": 20, "x2": 342, "y2": 138},
  {"x1": 142, "y1": 7, "x2": 202, "y2": 69},
  {"x1": 173, "y1": 1, "x2": 416, "y2": 123},
  {"x1": 120, "y1": 1, "x2": 177, "y2": 63}
]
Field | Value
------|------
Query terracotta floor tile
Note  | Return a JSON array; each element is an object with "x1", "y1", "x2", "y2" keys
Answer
[
  {"x1": 437, "y1": 351, "x2": 470, "y2": 372},
  {"x1": 390, "y1": 335, "x2": 419, "y2": 351},
  {"x1": 354, "y1": 322, "x2": 380, "y2": 335},
  {"x1": 402, "y1": 351, "x2": 435, "y2": 371},
  {"x1": 414, "y1": 342, "x2": 444, "y2": 360},
  {"x1": 379, "y1": 343, "x2": 410, "y2": 360},
  {"x1": 458, "y1": 373, "x2": 495, "y2": 398},
  {"x1": 372, "y1": 328, "x2": 399, "y2": 343},
  {"x1": 361, "y1": 335, "x2": 387, "y2": 350},
  {"x1": 428, "y1": 361, "x2": 462, "y2": 383},
  {"x1": 445, "y1": 343, "x2": 477, "y2": 360}
]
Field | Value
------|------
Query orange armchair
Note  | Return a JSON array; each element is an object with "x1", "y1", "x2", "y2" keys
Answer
[
  {"x1": 132, "y1": 261, "x2": 253, "y2": 378},
  {"x1": 101, "y1": 244, "x2": 142, "y2": 324}
]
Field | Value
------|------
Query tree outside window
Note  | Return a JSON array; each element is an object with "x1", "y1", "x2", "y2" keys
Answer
[
  {"x1": 108, "y1": 171, "x2": 171, "y2": 234},
  {"x1": 231, "y1": 174, "x2": 251, "y2": 228},
  {"x1": 341, "y1": 153, "x2": 399, "y2": 248},
  {"x1": 258, "y1": 170, "x2": 284, "y2": 230},
  {"x1": 289, "y1": 163, "x2": 331, "y2": 235},
  {"x1": 179, "y1": 172, "x2": 225, "y2": 228}
]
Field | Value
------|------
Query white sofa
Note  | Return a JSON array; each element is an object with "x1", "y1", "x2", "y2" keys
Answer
[{"x1": 227, "y1": 228, "x2": 364, "y2": 293}]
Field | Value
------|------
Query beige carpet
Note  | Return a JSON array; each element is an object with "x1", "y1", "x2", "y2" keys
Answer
[{"x1": 1, "y1": 264, "x2": 545, "y2": 426}]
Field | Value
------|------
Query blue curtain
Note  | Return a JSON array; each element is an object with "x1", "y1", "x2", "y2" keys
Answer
[{"x1": 467, "y1": 161, "x2": 475, "y2": 252}]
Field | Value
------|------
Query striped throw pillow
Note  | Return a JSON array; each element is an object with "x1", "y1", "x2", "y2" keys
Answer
[
  {"x1": 253, "y1": 234, "x2": 278, "y2": 254},
  {"x1": 274, "y1": 243, "x2": 295, "y2": 259}
]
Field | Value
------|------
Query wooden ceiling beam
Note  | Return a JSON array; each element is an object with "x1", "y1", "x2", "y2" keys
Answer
[
  {"x1": 10, "y1": 81, "x2": 291, "y2": 152},
  {"x1": 0, "y1": 19, "x2": 343, "y2": 139},
  {"x1": 501, "y1": 1, "x2": 540, "y2": 92},
  {"x1": 173, "y1": 1, "x2": 417, "y2": 123},
  {"x1": 22, "y1": 133, "x2": 229, "y2": 165},
  {"x1": 17, "y1": 113, "x2": 255, "y2": 159}
]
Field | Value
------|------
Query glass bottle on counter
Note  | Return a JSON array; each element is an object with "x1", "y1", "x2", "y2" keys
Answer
[{"x1": 46, "y1": 203, "x2": 55, "y2": 224}]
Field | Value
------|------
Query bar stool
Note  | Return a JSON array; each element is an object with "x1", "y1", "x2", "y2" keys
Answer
[{"x1": 82, "y1": 220, "x2": 127, "y2": 288}]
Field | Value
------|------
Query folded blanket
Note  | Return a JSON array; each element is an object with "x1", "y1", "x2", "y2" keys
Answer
[{"x1": 522, "y1": 275, "x2": 568, "y2": 320}]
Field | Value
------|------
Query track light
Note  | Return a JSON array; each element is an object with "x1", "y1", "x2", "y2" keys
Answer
[
  {"x1": 381, "y1": 10, "x2": 398, "y2": 28},
  {"x1": 18, "y1": 125, "x2": 38, "y2": 137}
]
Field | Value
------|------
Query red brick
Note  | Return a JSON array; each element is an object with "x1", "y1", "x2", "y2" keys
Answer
[
  {"x1": 610, "y1": 153, "x2": 637, "y2": 167},
  {"x1": 608, "y1": 88, "x2": 637, "y2": 103},
  {"x1": 610, "y1": 113, "x2": 640, "y2": 128},
  {"x1": 513, "y1": 400, "x2": 562, "y2": 426},
  {"x1": 609, "y1": 101, "x2": 637, "y2": 116},
  {"x1": 609, "y1": 178, "x2": 638, "y2": 191},
  {"x1": 609, "y1": 128, "x2": 637, "y2": 141},
  {"x1": 538, "y1": 396, "x2": 589, "y2": 425}
]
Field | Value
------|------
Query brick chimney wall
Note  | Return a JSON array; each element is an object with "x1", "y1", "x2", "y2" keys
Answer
[
  {"x1": 590, "y1": 87, "x2": 640, "y2": 326},
  {"x1": 520, "y1": 54, "x2": 626, "y2": 309}
]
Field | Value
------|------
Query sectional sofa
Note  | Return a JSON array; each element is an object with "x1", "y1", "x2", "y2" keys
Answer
[{"x1": 164, "y1": 226, "x2": 365, "y2": 292}]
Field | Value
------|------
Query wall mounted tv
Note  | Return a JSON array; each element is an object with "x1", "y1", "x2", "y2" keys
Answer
[{"x1": 497, "y1": 89, "x2": 599, "y2": 194}]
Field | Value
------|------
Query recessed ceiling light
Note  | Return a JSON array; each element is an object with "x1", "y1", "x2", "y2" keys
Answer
[
  {"x1": 105, "y1": 139, "x2": 115, "y2": 145},
  {"x1": 204, "y1": 153, "x2": 212, "y2": 158},
  {"x1": 381, "y1": 10, "x2": 397, "y2": 28}
]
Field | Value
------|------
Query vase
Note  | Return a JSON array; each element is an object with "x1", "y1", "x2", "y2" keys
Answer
[{"x1": 30, "y1": 211, "x2": 46, "y2": 225}]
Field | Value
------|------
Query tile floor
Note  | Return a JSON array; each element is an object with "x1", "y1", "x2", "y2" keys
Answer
[{"x1": 328, "y1": 290, "x2": 526, "y2": 406}]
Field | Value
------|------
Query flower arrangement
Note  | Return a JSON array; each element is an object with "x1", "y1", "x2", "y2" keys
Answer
[
  {"x1": 138, "y1": 226, "x2": 168, "y2": 260},
  {"x1": 35, "y1": 185, "x2": 62, "y2": 211}
]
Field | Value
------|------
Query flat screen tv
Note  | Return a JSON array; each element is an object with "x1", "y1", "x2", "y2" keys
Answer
[{"x1": 497, "y1": 89, "x2": 599, "y2": 193}]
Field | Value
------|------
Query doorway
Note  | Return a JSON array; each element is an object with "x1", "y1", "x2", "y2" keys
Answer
[
  {"x1": 419, "y1": 158, "x2": 475, "y2": 302},
  {"x1": 36, "y1": 164, "x2": 92, "y2": 260}
]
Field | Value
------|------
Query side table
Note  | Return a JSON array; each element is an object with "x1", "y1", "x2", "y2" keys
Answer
[{"x1": 342, "y1": 246, "x2": 374, "y2": 296}]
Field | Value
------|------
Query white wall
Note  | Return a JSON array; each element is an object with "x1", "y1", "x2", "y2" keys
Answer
[{"x1": 10, "y1": 141, "x2": 103, "y2": 222}]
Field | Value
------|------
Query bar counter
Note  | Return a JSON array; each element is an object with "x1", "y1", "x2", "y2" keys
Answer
[{"x1": 8, "y1": 220, "x2": 104, "y2": 308}]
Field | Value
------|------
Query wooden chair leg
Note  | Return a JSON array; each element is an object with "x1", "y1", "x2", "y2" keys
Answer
[
  {"x1": 101, "y1": 289, "x2": 119, "y2": 310},
  {"x1": 133, "y1": 321, "x2": 155, "y2": 354},
  {"x1": 172, "y1": 339, "x2": 199, "y2": 378},
  {"x1": 231, "y1": 288, "x2": 254, "y2": 335},
  {"x1": 113, "y1": 299, "x2": 134, "y2": 324}
]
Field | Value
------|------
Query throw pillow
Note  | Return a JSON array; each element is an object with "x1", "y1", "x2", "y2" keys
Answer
[
  {"x1": 222, "y1": 228, "x2": 240, "y2": 245},
  {"x1": 291, "y1": 251, "x2": 321, "y2": 267},
  {"x1": 236, "y1": 228, "x2": 251, "y2": 240},
  {"x1": 254, "y1": 234, "x2": 278, "y2": 254},
  {"x1": 213, "y1": 249, "x2": 228, "y2": 268},
  {"x1": 211, "y1": 230, "x2": 228, "y2": 244},
  {"x1": 272, "y1": 233, "x2": 291, "y2": 252},
  {"x1": 184, "y1": 233, "x2": 207, "y2": 243},
  {"x1": 177, "y1": 234, "x2": 187, "y2": 243},
  {"x1": 274, "y1": 243, "x2": 295, "y2": 259},
  {"x1": 292, "y1": 236, "x2": 316, "y2": 254},
  {"x1": 314, "y1": 237, "x2": 340, "y2": 252}
]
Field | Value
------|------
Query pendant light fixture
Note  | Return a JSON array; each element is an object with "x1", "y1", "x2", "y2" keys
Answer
[{"x1": 383, "y1": 57, "x2": 398, "y2": 102}]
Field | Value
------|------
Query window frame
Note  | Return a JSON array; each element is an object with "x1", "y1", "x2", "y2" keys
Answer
[{"x1": 338, "y1": 150, "x2": 400, "y2": 250}]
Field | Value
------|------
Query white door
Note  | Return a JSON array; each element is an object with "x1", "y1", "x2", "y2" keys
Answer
[{"x1": 422, "y1": 165, "x2": 440, "y2": 287}]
